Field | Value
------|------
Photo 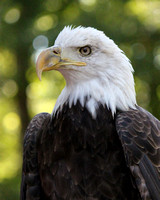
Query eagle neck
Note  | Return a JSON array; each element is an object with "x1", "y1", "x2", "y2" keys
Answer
[{"x1": 52, "y1": 77, "x2": 136, "y2": 118}]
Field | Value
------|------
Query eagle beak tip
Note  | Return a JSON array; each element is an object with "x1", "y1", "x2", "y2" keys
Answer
[
  {"x1": 36, "y1": 67, "x2": 42, "y2": 81},
  {"x1": 38, "y1": 74, "x2": 42, "y2": 81}
]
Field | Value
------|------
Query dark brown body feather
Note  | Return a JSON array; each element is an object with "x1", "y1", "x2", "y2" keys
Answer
[{"x1": 20, "y1": 103, "x2": 160, "y2": 200}]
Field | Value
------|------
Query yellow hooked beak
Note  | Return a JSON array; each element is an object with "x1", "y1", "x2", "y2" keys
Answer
[{"x1": 36, "y1": 47, "x2": 86, "y2": 80}]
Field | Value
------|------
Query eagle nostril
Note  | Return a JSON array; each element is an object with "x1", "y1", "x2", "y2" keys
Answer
[
  {"x1": 53, "y1": 50, "x2": 58, "y2": 54},
  {"x1": 52, "y1": 47, "x2": 61, "y2": 55}
]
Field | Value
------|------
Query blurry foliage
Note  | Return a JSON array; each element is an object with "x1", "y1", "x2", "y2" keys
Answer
[{"x1": 0, "y1": 0, "x2": 160, "y2": 199}]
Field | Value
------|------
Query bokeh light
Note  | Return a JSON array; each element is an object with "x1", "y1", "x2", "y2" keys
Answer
[
  {"x1": 4, "y1": 8, "x2": 20, "y2": 24},
  {"x1": 2, "y1": 80, "x2": 18, "y2": 98},
  {"x1": 126, "y1": 0, "x2": 160, "y2": 31},
  {"x1": 2, "y1": 112, "x2": 21, "y2": 132},
  {"x1": 79, "y1": 0, "x2": 96, "y2": 6},
  {"x1": 79, "y1": 0, "x2": 96, "y2": 11},
  {"x1": 33, "y1": 35, "x2": 49, "y2": 50},
  {"x1": 35, "y1": 15, "x2": 58, "y2": 31}
]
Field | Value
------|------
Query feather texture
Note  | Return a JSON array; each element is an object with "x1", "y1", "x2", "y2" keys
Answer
[
  {"x1": 20, "y1": 113, "x2": 51, "y2": 200},
  {"x1": 21, "y1": 103, "x2": 142, "y2": 200},
  {"x1": 116, "y1": 106, "x2": 160, "y2": 200}
]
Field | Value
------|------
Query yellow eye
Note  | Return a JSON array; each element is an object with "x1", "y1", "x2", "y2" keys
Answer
[{"x1": 79, "y1": 46, "x2": 91, "y2": 56}]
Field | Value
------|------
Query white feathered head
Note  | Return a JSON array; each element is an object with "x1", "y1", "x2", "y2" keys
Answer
[{"x1": 36, "y1": 26, "x2": 136, "y2": 117}]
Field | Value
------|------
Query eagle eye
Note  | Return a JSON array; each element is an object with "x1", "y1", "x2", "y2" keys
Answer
[{"x1": 79, "y1": 46, "x2": 91, "y2": 56}]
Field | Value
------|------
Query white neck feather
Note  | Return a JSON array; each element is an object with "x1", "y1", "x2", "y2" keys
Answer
[{"x1": 52, "y1": 66, "x2": 137, "y2": 118}]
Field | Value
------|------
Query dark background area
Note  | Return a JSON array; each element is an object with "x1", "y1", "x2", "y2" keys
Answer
[{"x1": 0, "y1": 0, "x2": 160, "y2": 199}]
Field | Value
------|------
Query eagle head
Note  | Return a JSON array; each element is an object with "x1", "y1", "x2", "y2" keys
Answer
[{"x1": 36, "y1": 26, "x2": 136, "y2": 117}]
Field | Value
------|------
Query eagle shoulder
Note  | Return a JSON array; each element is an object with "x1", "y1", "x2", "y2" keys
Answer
[
  {"x1": 20, "y1": 112, "x2": 51, "y2": 200},
  {"x1": 116, "y1": 106, "x2": 160, "y2": 200}
]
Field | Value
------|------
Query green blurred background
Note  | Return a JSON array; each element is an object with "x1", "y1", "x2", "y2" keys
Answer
[{"x1": 0, "y1": 0, "x2": 160, "y2": 199}]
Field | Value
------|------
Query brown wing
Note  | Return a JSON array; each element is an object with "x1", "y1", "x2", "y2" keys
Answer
[
  {"x1": 20, "y1": 113, "x2": 51, "y2": 200},
  {"x1": 116, "y1": 106, "x2": 160, "y2": 200}
]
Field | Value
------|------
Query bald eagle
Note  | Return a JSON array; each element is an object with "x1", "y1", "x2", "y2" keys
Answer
[{"x1": 20, "y1": 26, "x2": 160, "y2": 200}]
